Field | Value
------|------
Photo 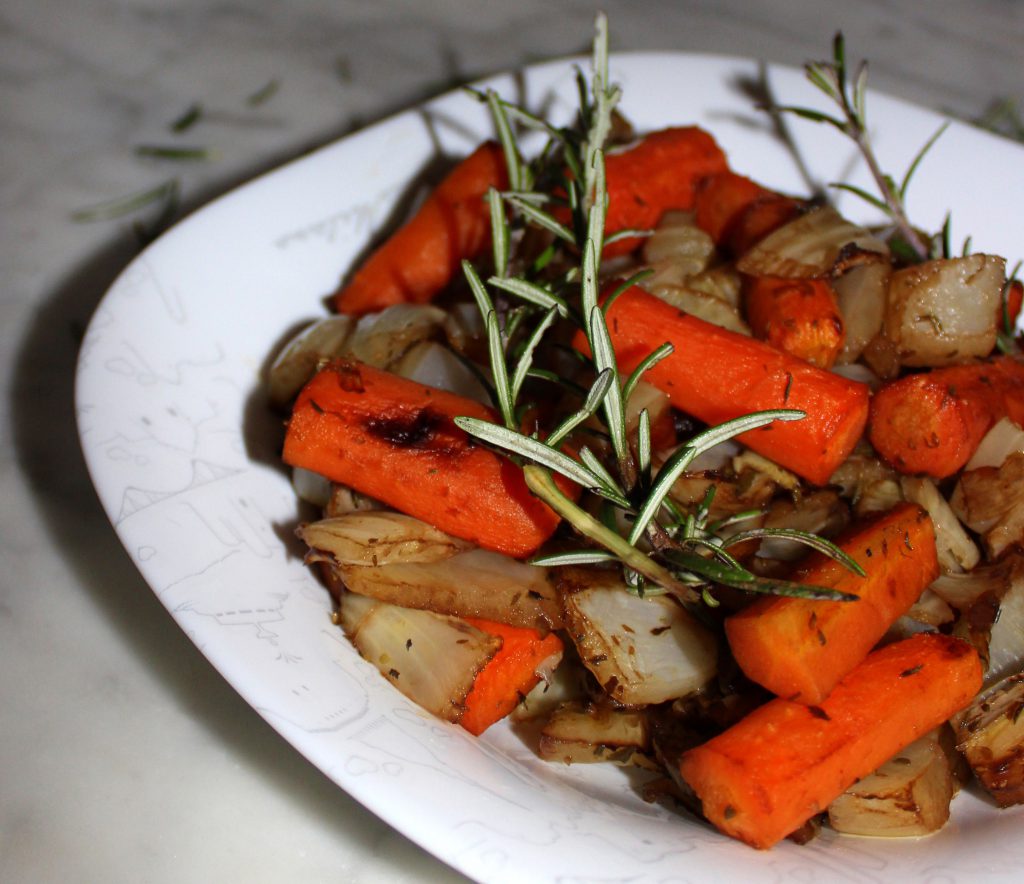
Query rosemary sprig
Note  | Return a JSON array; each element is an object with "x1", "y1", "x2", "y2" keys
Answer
[
  {"x1": 71, "y1": 179, "x2": 180, "y2": 223},
  {"x1": 777, "y1": 33, "x2": 943, "y2": 262},
  {"x1": 449, "y1": 14, "x2": 860, "y2": 604}
]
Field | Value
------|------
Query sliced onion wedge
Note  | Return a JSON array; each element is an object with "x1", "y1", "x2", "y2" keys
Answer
[
  {"x1": 267, "y1": 315, "x2": 354, "y2": 407},
  {"x1": 562, "y1": 571, "x2": 717, "y2": 705},
  {"x1": 883, "y1": 254, "x2": 1004, "y2": 368},
  {"x1": 338, "y1": 548, "x2": 562, "y2": 631},
  {"x1": 736, "y1": 206, "x2": 888, "y2": 279},
  {"x1": 299, "y1": 512, "x2": 472, "y2": 567},
  {"x1": 338, "y1": 592, "x2": 499, "y2": 723},
  {"x1": 900, "y1": 476, "x2": 980, "y2": 573}
]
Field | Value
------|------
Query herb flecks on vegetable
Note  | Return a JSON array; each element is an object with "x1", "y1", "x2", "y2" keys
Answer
[
  {"x1": 776, "y1": 33, "x2": 944, "y2": 263},
  {"x1": 454, "y1": 14, "x2": 859, "y2": 604}
]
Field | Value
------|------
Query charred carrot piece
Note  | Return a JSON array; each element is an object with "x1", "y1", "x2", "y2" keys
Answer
[
  {"x1": 868, "y1": 356, "x2": 1024, "y2": 478},
  {"x1": 333, "y1": 141, "x2": 507, "y2": 315},
  {"x1": 727, "y1": 193, "x2": 803, "y2": 256},
  {"x1": 576, "y1": 286, "x2": 869, "y2": 485},
  {"x1": 744, "y1": 276, "x2": 845, "y2": 369},
  {"x1": 679, "y1": 633, "x2": 982, "y2": 850},
  {"x1": 282, "y1": 360, "x2": 561, "y2": 557},
  {"x1": 725, "y1": 503, "x2": 938, "y2": 704},
  {"x1": 601, "y1": 127, "x2": 728, "y2": 257},
  {"x1": 459, "y1": 618, "x2": 563, "y2": 735},
  {"x1": 693, "y1": 171, "x2": 773, "y2": 246}
]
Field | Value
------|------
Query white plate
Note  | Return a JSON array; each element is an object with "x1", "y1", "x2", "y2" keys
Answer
[{"x1": 76, "y1": 52, "x2": 1024, "y2": 883}]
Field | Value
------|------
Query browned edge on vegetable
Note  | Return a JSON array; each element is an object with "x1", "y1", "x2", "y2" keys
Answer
[
  {"x1": 679, "y1": 632, "x2": 982, "y2": 849},
  {"x1": 575, "y1": 285, "x2": 870, "y2": 485},
  {"x1": 333, "y1": 141, "x2": 507, "y2": 315},
  {"x1": 868, "y1": 356, "x2": 1024, "y2": 478},
  {"x1": 725, "y1": 502, "x2": 938, "y2": 704},
  {"x1": 282, "y1": 359, "x2": 564, "y2": 557}
]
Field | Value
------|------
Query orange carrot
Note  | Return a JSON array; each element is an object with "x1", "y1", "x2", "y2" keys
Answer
[
  {"x1": 725, "y1": 503, "x2": 938, "y2": 705},
  {"x1": 601, "y1": 127, "x2": 728, "y2": 257},
  {"x1": 679, "y1": 632, "x2": 982, "y2": 849},
  {"x1": 727, "y1": 193, "x2": 803, "y2": 256},
  {"x1": 693, "y1": 171, "x2": 773, "y2": 247},
  {"x1": 744, "y1": 275, "x2": 846, "y2": 369},
  {"x1": 459, "y1": 618, "x2": 563, "y2": 735},
  {"x1": 333, "y1": 141, "x2": 507, "y2": 315},
  {"x1": 868, "y1": 356, "x2": 1024, "y2": 477},
  {"x1": 1000, "y1": 278, "x2": 1023, "y2": 331},
  {"x1": 282, "y1": 360, "x2": 561, "y2": 557},
  {"x1": 576, "y1": 286, "x2": 869, "y2": 485}
]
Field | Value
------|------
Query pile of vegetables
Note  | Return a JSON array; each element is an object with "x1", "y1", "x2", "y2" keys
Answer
[{"x1": 269, "y1": 16, "x2": 1024, "y2": 850}]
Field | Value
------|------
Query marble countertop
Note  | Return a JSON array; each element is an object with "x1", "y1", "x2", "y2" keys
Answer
[{"x1": 3, "y1": 1, "x2": 1022, "y2": 881}]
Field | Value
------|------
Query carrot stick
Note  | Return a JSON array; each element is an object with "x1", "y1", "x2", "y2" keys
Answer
[
  {"x1": 576, "y1": 286, "x2": 870, "y2": 485},
  {"x1": 459, "y1": 618, "x2": 563, "y2": 735},
  {"x1": 1000, "y1": 278, "x2": 1022, "y2": 332},
  {"x1": 679, "y1": 632, "x2": 982, "y2": 849},
  {"x1": 282, "y1": 360, "x2": 561, "y2": 557},
  {"x1": 693, "y1": 171, "x2": 770, "y2": 246},
  {"x1": 333, "y1": 141, "x2": 507, "y2": 315},
  {"x1": 727, "y1": 193, "x2": 802, "y2": 256},
  {"x1": 868, "y1": 356, "x2": 1024, "y2": 477},
  {"x1": 601, "y1": 127, "x2": 728, "y2": 257},
  {"x1": 725, "y1": 502, "x2": 938, "y2": 704},
  {"x1": 744, "y1": 276, "x2": 845, "y2": 369}
]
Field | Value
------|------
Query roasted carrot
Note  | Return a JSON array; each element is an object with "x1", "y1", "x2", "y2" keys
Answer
[
  {"x1": 868, "y1": 356, "x2": 1024, "y2": 477},
  {"x1": 333, "y1": 141, "x2": 507, "y2": 315},
  {"x1": 600, "y1": 127, "x2": 728, "y2": 257},
  {"x1": 282, "y1": 360, "x2": 562, "y2": 557},
  {"x1": 575, "y1": 286, "x2": 869, "y2": 485},
  {"x1": 693, "y1": 171, "x2": 770, "y2": 246},
  {"x1": 727, "y1": 193, "x2": 803, "y2": 257},
  {"x1": 679, "y1": 632, "x2": 982, "y2": 849},
  {"x1": 744, "y1": 275, "x2": 845, "y2": 369},
  {"x1": 725, "y1": 503, "x2": 938, "y2": 704},
  {"x1": 459, "y1": 618, "x2": 563, "y2": 735},
  {"x1": 1000, "y1": 278, "x2": 1023, "y2": 332}
]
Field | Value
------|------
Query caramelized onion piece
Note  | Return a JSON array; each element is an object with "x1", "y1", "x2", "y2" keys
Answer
[
  {"x1": 300, "y1": 512, "x2": 472, "y2": 567},
  {"x1": 561, "y1": 570, "x2": 717, "y2": 705},
  {"x1": 883, "y1": 254, "x2": 1005, "y2": 368},
  {"x1": 338, "y1": 592, "x2": 500, "y2": 723},
  {"x1": 338, "y1": 548, "x2": 562, "y2": 631},
  {"x1": 736, "y1": 206, "x2": 888, "y2": 279},
  {"x1": 268, "y1": 316, "x2": 354, "y2": 407}
]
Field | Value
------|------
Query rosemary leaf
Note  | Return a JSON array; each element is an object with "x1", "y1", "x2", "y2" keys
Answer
[
  {"x1": 628, "y1": 409, "x2": 803, "y2": 546},
  {"x1": 505, "y1": 195, "x2": 576, "y2": 243},
  {"x1": 487, "y1": 276, "x2": 571, "y2": 317},
  {"x1": 830, "y1": 181, "x2": 889, "y2": 213},
  {"x1": 577, "y1": 445, "x2": 628, "y2": 505},
  {"x1": 487, "y1": 89, "x2": 522, "y2": 192},
  {"x1": 486, "y1": 310, "x2": 515, "y2": 428},
  {"x1": 722, "y1": 528, "x2": 866, "y2": 575},
  {"x1": 546, "y1": 368, "x2": 614, "y2": 448},
  {"x1": 135, "y1": 145, "x2": 214, "y2": 162},
  {"x1": 899, "y1": 121, "x2": 949, "y2": 200},
  {"x1": 523, "y1": 465, "x2": 696, "y2": 599},
  {"x1": 247, "y1": 78, "x2": 279, "y2": 106},
  {"x1": 510, "y1": 307, "x2": 559, "y2": 405},
  {"x1": 637, "y1": 408, "x2": 652, "y2": 480},
  {"x1": 170, "y1": 103, "x2": 203, "y2": 133},
  {"x1": 531, "y1": 549, "x2": 618, "y2": 566},
  {"x1": 71, "y1": 179, "x2": 179, "y2": 223},
  {"x1": 602, "y1": 268, "x2": 654, "y2": 313},
  {"x1": 588, "y1": 305, "x2": 628, "y2": 469},
  {"x1": 455, "y1": 417, "x2": 610, "y2": 493},
  {"x1": 621, "y1": 342, "x2": 674, "y2": 403},
  {"x1": 487, "y1": 188, "x2": 510, "y2": 277},
  {"x1": 665, "y1": 550, "x2": 856, "y2": 601}
]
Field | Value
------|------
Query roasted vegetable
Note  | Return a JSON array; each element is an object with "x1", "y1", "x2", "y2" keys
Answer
[{"x1": 953, "y1": 673, "x2": 1024, "y2": 807}]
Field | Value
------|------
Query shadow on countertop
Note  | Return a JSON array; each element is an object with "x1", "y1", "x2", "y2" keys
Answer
[{"x1": 9, "y1": 117, "x2": 472, "y2": 881}]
